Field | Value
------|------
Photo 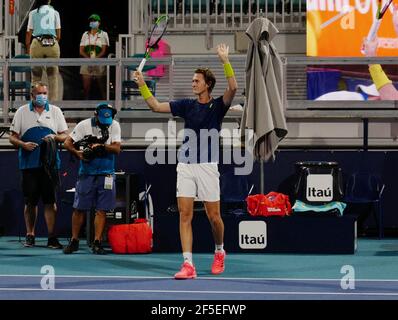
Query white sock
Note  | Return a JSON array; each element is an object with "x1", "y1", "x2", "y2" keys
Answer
[
  {"x1": 215, "y1": 244, "x2": 224, "y2": 253},
  {"x1": 183, "y1": 252, "x2": 193, "y2": 265}
]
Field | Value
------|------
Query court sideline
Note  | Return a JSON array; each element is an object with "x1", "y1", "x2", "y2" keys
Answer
[{"x1": 0, "y1": 237, "x2": 397, "y2": 300}]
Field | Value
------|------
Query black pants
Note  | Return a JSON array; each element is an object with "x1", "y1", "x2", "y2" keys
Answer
[{"x1": 22, "y1": 168, "x2": 56, "y2": 205}]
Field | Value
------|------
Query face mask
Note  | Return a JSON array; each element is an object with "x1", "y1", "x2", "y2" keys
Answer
[
  {"x1": 35, "y1": 94, "x2": 48, "y2": 106},
  {"x1": 89, "y1": 21, "x2": 99, "y2": 29}
]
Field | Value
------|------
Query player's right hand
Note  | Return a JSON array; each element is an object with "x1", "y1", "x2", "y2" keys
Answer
[
  {"x1": 362, "y1": 37, "x2": 379, "y2": 57},
  {"x1": 22, "y1": 142, "x2": 38, "y2": 151},
  {"x1": 133, "y1": 70, "x2": 146, "y2": 87}
]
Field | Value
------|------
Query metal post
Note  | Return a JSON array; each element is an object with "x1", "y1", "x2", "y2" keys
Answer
[
  {"x1": 3, "y1": 60, "x2": 10, "y2": 124},
  {"x1": 206, "y1": 0, "x2": 212, "y2": 50},
  {"x1": 106, "y1": 53, "x2": 115, "y2": 100},
  {"x1": 128, "y1": 0, "x2": 133, "y2": 34},
  {"x1": 0, "y1": 0, "x2": 4, "y2": 35},
  {"x1": 169, "y1": 56, "x2": 174, "y2": 100},
  {"x1": 4, "y1": 0, "x2": 9, "y2": 37},
  {"x1": 115, "y1": 58, "x2": 122, "y2": 111}
]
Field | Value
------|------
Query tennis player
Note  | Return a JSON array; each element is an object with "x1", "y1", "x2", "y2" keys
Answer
[{"x1": 134, "y1": 43, "x2": 237, "y2": 279}]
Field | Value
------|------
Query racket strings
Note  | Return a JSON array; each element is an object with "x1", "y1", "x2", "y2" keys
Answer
[{"x1": 148, "y1": 17, "x2": 168, "y2": 47}]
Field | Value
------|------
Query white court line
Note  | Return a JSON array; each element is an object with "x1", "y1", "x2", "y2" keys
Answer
[
  {"x1": 0, "y1": 287, "x2": 397, "y2": 297},
  {"x1": 0, "y1": 274, "x2": 398, "y2": 282}
]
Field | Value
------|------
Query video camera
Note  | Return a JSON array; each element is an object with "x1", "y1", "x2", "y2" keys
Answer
[{"x1": 74, "y1": 127, "x2": 109, "y2": 161}]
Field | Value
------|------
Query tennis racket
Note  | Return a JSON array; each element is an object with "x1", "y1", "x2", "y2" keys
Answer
[
  {"x1": 361, "y1": 0, "x2": 393, "y2": 54},
  {"x1": 137, "y1": 15, "x2": 169, "y2": 72},
  {"x1": 366, "y1": 0, "x2": 393, "y2": 42}
]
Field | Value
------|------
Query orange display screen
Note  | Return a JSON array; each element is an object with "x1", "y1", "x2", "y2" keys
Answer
[{"x1": 307, "y1": 0, "x2": 398, "y2": 57}]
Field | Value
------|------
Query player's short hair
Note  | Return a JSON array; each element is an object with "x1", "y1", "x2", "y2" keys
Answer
[{"x1": 194, "y1": 67, "x2": 216, "y2": 93}]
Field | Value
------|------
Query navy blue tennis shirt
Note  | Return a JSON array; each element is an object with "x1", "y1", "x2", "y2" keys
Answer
[{"x1": 170, "y1": 96, "x2": 230, "y2": 163}]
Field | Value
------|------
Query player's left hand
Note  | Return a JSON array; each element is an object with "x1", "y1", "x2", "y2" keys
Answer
[{"x1": 217, "y1": 43, "x2": 229, "y2": 63}]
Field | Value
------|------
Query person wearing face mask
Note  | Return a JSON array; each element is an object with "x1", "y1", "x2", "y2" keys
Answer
[
  {"x1": 9, "y1": 82, "x2": 68, "y2": 248},
  {"x1": 25, "y1": 0, "x2": 61, "y2": 101},
  {"x1": 79, "y1": 14, "x2": 110, "y2": 100},
  {"x1": 63, "y1": 103, "x2": 121, "y2": 255}
]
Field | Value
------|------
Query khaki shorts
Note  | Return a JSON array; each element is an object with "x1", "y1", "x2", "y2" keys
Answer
[
  {"x1": 80, "y1": 64, "x2": 106, "y2": 76},
  {"x1": 176, "y1": 163, "x2": 220, "y2": 202}
]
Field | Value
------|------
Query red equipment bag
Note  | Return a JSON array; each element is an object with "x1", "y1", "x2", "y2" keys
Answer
[
  {"x1": 108, "y1": 218, "x2": 152, "y2": 254},
  {"x1": 246, "y1": 192, "x2": 292, "y2": 217}
]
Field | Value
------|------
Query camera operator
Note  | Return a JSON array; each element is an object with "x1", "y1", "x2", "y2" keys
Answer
[{"x1": 63, "y1": 103, "x2": 121, "y2": 255}]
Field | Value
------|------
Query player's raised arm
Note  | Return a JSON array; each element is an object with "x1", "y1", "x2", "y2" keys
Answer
[
  {"x1": 217, "y1": 43, "x2": 238, "y2": 106},
  {"x1": 134, "y1": 70, "x2": 171, "y2": 113}
]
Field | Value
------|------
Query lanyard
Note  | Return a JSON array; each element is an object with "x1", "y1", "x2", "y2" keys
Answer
[{"x1": 88, "y1": 31, "x2": 100, "y2": 52}]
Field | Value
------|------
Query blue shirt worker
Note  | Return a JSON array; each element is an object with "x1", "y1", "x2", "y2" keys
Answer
[
  {"x1": 134, "y1": 43, "x2": 238, "y2": 279},
  {"x1": 9, "y1": 82, "x2": 68, "y2": 249},
  {"x1": 26, "y1": 0, "x2": 61, "y2": 101},
  {"x1": 63, "y1": 103, "x2": 121, "y2": 255}
]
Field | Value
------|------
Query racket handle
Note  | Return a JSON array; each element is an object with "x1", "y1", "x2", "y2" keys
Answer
[
  {"x1": 360, "y1": 19, "x2": 381, "y2": 54},
  {"x1": 366, "y1": 19, "x2": 381, "y2": 42},
  {"x1": 137, "y1": 58, "x2": 147, "y2": 72}
]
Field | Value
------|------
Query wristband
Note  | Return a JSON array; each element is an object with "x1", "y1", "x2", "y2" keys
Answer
[
  {"x1": 139, "y1": 84, "x2": 153, "y2": 100},
  {"x1": 369, "y1": 64, "x2": 392, "y2": 90},
  {"x1": 223, "y1": 63, "x2": 235, "y2": 78}
]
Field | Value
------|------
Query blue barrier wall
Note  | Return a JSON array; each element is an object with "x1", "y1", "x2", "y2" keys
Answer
[{"x1": 1, "y1": 150, "x2": 397, "y2": 237}]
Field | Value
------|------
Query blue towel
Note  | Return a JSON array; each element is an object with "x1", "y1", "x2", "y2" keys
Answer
[{"x1": 292, "y1": 200, "x2": 347, "y2": 216}]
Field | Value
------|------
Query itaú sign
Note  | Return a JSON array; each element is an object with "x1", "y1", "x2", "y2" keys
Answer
[
  {"x1": 239, "y1": 221, "x2": 267, "y2": 249},
  {"x1": 306, "y1": 174, "x2": 334, "y2": 202}
]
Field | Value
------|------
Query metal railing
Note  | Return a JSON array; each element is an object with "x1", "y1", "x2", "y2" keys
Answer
[
  {"x1": 1, "y1": 55, "x2": 398, "y2": 148},
  {"x1": 0, "y1": 56, "x2": 173, "y2": 120},
  {"x1": 1, "y1": 55, "x2": 397, "y2": 111},
  {"x1": 131, "y1": 0, "x2": 305, "y2": 35},
  {"x1": 124, "y1": 1, "x2": 306, "y2": 63}
]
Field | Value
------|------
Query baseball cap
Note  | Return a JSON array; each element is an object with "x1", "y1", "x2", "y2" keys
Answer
[
  {"x1": 89, "y1": 14, "x2": 101, "y2": 21},
  {"x1": 356, "y1": 84, "x2": 380, "y2": 97},
  {"x1": 96, "y1": 103, "x2": 115, "y2": 125}
]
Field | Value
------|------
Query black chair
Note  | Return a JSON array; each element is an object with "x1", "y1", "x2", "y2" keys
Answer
[
  {"x1": 220, "y1": 170, "x2": 253, "y2": 215},
  {"x1": 344, "y1": 172, "x2": 385, "y2": 238}
]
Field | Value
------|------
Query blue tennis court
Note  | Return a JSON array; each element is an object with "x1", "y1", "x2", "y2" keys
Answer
[{"x1": 1, "y1": 237, "x2": 397, "y2": 300}]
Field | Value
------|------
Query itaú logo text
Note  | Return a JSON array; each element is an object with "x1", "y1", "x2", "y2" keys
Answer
[
  {"x1": 306, "y1": 174, "x2": 333, "y2": 202},
  {"x1": 239, "y1": 221, "x2": 267, "y2": 249}
]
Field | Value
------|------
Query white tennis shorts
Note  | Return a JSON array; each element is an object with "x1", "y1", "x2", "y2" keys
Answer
[{"x1": 176, "y1": 163, "x2": 220, "y2": 202}]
